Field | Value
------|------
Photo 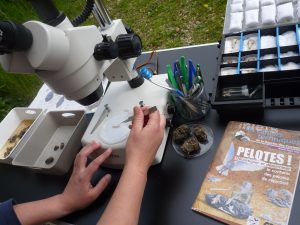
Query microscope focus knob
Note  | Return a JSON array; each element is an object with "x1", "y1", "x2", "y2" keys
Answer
[
  {"x1": 116, "y1": 33, "x2": 142, "y2": 59},
  {"x1": 93, "y1": 40, "x2": 118, "y2": 61}
]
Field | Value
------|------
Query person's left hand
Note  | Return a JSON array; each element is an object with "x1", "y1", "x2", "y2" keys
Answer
[{"x1": 58, "y1": 141, "x2": 112, "y2": 213}]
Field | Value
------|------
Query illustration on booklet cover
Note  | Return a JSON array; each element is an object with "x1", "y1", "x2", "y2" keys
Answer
[{"x1": 192, "y1": 121, "x2": 300, "y2": 225}]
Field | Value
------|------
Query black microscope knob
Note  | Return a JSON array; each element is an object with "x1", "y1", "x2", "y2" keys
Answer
[
  {"x1": 128, "y1": 74, "x2": 144, "y2": 88},
  {"x1": 93, "y1": 40, "x2": 118, "y2": 61},
  {"x1": 116, "y1": 33, "x2": 142, "y2": 59}
]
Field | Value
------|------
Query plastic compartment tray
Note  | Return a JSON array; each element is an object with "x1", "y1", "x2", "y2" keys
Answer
[
  {"x1": 0, "y1": 108, "x2": 43, "y2": 164},
  {"x1": 223, "y1": 0, "x2": 299, "y2": 34},
  {"x1": 212, "y1": 24, "x2": 300, "y2": 116},
  {"x1": 12, "y1": 110, "x2": 88, "y2": 175}
]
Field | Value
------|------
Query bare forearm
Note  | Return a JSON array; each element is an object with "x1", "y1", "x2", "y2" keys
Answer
[
  {"x1": 97, "y1": 165, "x2": 147, "y2": 225},
  {"x1": 14, "y1": 194, "x2": 71, "y2": 225}
]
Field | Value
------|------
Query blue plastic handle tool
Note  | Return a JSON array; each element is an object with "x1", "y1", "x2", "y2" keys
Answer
[
  {"x1": 174, "y1": 89, "x2": 184, "y2": 97},
  {"x1": 173, "y1": 61, "x2": 178, "y2": 74},
  {"x1": 140, "y1": 67, "x2": 184, "y2": 97},
  {"x1": 188, "y1": 59, "x2": 196, "y2": 89},
  {"x1": 140, "y1": 67, "x2": 153, "y2": 79}
]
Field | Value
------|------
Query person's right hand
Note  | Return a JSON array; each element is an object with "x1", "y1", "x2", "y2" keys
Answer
[{"x1": 125, "y1": 106, "x2": 166, "y2": 174}]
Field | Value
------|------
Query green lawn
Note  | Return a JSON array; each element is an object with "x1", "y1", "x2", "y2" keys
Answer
[{"x1": 0, "y1": 0, "x2": 226, "y2": 120}]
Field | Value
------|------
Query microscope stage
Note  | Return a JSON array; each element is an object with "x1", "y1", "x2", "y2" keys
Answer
[{"x1": 81, "y1": 74, "x2": 171, "y2": 168}]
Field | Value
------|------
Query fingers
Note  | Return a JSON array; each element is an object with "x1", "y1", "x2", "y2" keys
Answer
[
  {"x1": 160, "y1": 113, "x2": 166, "y2": 129},
  {"x1": 131, "y1": 106, "x2": 144, "y2": 132},
  {"x1": 74, "y1": 142, "x2": 102, "y2": 170},
  {"x1": 141, "y1": 106, "x2": 150, "y2": 113},
  {"x1": 138, "y1": 107, "x2": 166, "y2": 131},
  {"x1": 92, "y1": 174, "x2": 111, "y2": 197},
  {"x1": 85, "y1": 148, "x2": 112, "y2": 178},
  {"x1": 145, "y1": 109, "x2": 160, "y2": 128}
]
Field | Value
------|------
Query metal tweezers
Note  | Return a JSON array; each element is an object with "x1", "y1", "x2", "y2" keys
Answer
[{"x1": 120, "y1": 106, "x2": 158, "y2": 124}]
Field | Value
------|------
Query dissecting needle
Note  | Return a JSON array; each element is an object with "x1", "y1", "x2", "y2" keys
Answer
[{"x1": 90, "y1": 104, "x2": 110, "y2": 134}]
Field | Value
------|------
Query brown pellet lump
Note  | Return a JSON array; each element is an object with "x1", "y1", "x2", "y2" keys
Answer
[
  {"x1": 181, "y1": 136, "x2": 200, "y2": 155},
  {"x1": 194, "y1": 126, "x2": 208, "y2": 143},
  {"x1": 173, "y1": 124, "x2": 191, "y2": 144}
]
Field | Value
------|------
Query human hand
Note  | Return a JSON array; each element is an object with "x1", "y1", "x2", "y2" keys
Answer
[
  {"x1": 125, "y1": 106, "x2": 166, "y2": 174},
  {"x1": 58, "y1": 142, "x2": 112, "y2": 213}
]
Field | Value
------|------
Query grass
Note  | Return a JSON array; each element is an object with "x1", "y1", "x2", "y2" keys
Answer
[
  {"x1": 104, "y1": 0, "x2": 226, "y2": 49},
  {"x1": 0, "y1": 0, "x2": 226, "y2": 120}
]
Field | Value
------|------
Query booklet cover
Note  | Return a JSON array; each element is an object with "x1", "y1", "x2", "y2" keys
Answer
[{"x1": 192, "y1": 121, "x2": 300, "y2": 225}]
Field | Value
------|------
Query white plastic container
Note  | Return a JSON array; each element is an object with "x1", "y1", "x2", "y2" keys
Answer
[
  {"x1": 12, "y1": 110, "x2": 88, "y2": 175},
  {"x1": 0, "y1": 108, "x2": 44, "y2": 163}
]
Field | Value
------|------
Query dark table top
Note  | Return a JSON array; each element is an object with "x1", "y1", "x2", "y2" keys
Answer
[{"x1": 1, "y1": 44, "x2": 300, "y2": 225}]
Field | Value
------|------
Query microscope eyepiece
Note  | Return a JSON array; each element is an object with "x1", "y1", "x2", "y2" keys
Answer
[{"x1": 0, "y1": 20, "x2": 33, "y2": 54}]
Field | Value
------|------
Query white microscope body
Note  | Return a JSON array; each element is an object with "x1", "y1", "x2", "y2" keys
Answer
[
  {"x1": 0, "y1": 17, "x2": 138, "y2": 104},
  {"x1": 0, "y1": 0, "x2": 171, "y2": 168}
]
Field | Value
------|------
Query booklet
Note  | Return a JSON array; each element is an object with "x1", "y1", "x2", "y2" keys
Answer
[{"x1": 192, "y1": 121, "x2": 300, "y2": 225}]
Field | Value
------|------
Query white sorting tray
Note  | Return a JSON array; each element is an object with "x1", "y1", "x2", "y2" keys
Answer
[
  {"x1": 0, "y1": 108, "x2": 44, "y2": 164},
  {"x1": 12, "y1": 110, "x2": 88, "y2": 175}
]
